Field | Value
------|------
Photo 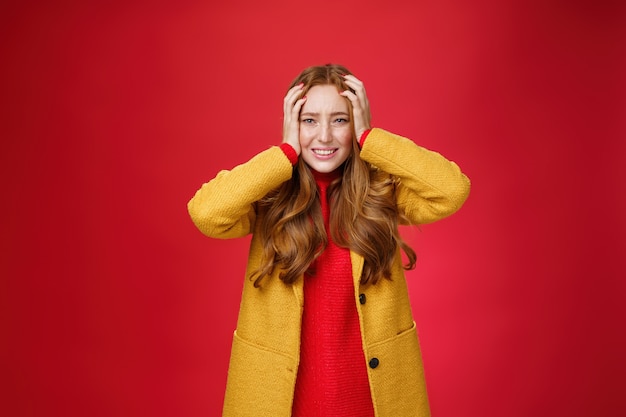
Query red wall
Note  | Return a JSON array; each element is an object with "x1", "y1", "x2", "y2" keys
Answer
[{"x1": 2, "y1": 1, "x2": 625, "y2": 416}]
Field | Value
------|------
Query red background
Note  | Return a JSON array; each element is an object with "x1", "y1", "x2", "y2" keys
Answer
[{"x1": 1, "y1": 1, "x2": 625, "y2": 416}]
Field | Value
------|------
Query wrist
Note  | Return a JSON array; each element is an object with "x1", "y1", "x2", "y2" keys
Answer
[
  {"x1": 359, "y1": 128, "x2": 372, "y2": 148},
  {"x1": 279, "y1": 143, "x2": 299, "y2": 165}
]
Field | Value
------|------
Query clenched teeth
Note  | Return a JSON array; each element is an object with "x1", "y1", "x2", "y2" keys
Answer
[{"x1": 313, "y1": 149, "x2": 336, "y2": 155}]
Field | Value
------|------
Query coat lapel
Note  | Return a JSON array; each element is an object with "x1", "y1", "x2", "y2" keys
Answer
[
  {"x1": 291, "y1": 273, "x2": 304, "y2": 309},
  {"x1": 350, "y1": 251, "x2": 365, "y2": 288}
]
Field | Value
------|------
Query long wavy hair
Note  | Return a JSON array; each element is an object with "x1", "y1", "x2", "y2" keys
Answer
[{"x1": 252, "y1": 64, "x2": 416, "y2": 287}]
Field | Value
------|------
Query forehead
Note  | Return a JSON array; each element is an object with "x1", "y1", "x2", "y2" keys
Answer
[{"x1": 301, "y1": 85, "x2": 348, "y2": 113}]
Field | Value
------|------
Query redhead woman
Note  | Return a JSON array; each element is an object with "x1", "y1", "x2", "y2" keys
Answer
[{"x1": 188, "y1": 64, "x2": 470, "y2": 417}]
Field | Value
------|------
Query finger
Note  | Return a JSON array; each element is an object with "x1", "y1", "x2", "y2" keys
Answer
[
  {"x1": 283, "y1": 83, "x2": 305, "y2": 110},
  {"x1": 344, "y1": 82, "x2": 366, "y2": 100},
  {"x1": 284, "y1": 87, "x2": 301, "y2": 124},
  {"x1": 291, "y1": 96, "x2": 307, "y2": 117},
  {"x1": 342, "y1": 74, "x2": 363, "y2": 84},
  {"x1": 339, "y1": 89, "x2": 361, "y2": 109},
  {"x1": 342, "y1": 78, "x2": 369, "y2": 108},
  {"x1": 342, "y1": 75, "x2": 366, "y2": 94},
  {"x1": 283, "y1": 94, "x2": 306, "y2": 152},
  {"x1": 340, "y1": 89, "x2": 371, "y2": 127},
  {"x1": 340, "y1": 89, "x2": 368, "y2": 117},
  {"x1": 284, "y1": 96, "x2": 307, "y2": 131},
  {"x1": 283, "y1": 84, "x2": 305, "y2": 123}
]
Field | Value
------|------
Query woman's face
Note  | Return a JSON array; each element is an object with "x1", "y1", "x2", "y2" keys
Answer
[{"x1": 299, "y1": 84, "x2": 353, "y2": 173}]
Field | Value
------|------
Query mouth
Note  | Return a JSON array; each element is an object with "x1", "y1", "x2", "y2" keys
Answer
[{"x1": 312, "y1": 148, "x2": 337, "y2": 156}]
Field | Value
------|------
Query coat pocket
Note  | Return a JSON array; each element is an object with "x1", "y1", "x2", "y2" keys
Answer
[
  {"x1": 366, "y1": 322, "x2": 431, "y2": 417},
  {"x1": 222, "y1": 331, "x2": 298, "y2": 417}
]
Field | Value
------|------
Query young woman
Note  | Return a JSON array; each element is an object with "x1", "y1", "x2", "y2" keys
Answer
[{"x1": 188, "y1": 64, "x2": 470, "y2": 417}]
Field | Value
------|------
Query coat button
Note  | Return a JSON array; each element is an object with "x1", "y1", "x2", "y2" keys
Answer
[
  {"x1": 359, "y1": 293, "x2": 366, "y2": 305},
  {"x1": 369, "y1": 357, "x2": 379, "y2": 369}
]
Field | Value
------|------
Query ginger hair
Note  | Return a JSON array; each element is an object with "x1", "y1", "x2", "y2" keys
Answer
[{"x1": 252, "y1": 64, "x2": 416, "y2": 287}]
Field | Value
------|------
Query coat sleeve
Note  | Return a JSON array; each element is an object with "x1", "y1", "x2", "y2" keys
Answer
[
  {"x1": 359, "y1": 128, "x2": 471, "y2": 225},
  {"x1": 187, "y1": 146, "x2": 294, "y2": 239}
]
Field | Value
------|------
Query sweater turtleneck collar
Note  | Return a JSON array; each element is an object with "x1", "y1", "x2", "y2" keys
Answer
[{"x1": 311, "y1": 168, "x2": 342, "y2": 186}]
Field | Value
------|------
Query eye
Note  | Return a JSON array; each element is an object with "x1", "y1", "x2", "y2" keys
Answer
[
  {"x1": 301, "y1": 118, "x2": 315, "y2": 124},
  {"x1": 334, "y1": 118, "x2": 349, "y2": 124}
]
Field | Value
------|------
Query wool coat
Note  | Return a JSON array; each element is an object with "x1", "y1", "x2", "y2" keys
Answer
[{"x1": 188, "y1": 128, "x2": 471, "y2": 417}]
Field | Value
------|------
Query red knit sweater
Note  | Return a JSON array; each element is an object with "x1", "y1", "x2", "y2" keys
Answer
[{"x1": 291, "y1": 169, "x2": 375, "y2": 417}]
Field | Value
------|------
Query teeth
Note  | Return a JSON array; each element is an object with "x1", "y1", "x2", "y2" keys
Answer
[{"x1": 313, "y1": 149, "x2": 336, "y2": 155}]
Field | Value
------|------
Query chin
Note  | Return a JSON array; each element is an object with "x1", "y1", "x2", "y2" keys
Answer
[{"x1": 304, "y1": 157, "x2": 349, "y2": 174}]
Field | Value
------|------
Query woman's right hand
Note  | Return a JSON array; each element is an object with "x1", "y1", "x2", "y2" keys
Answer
[{"x1": 282, "y1": 83, "x2": 307, "y2": 155}]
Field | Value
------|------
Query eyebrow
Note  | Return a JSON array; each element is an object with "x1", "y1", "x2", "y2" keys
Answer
[{"x1": 300, "y1": 111, "x2": 350, "y2": 117}]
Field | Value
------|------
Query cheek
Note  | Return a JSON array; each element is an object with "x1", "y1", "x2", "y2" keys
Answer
[
  {"x1": 337, "y1": 128, "x2": 353, "y2": 148},
  {"x1": 298, "y1": 127, "x2": 313, "y2": 145}
]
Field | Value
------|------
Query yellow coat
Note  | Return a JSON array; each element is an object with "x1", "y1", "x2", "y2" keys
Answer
[{"x1": 188, "y1": 128, "x2": 470, "y2": 417}]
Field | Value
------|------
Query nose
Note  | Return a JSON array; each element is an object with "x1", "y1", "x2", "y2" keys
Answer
[{"x1": 319, "y1": 124, "x2": 332, "y2": 143}]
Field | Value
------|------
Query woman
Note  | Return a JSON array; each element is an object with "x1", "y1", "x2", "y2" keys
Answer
[{"x1": 188, "y1": 64, "x2": 470, "y2": 417}]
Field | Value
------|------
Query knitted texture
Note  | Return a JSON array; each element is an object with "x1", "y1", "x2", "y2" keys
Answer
[
  {"x1": 188, "y1": 128, "x2": 471, "y2": 417},
  {"x1": 292, "y1": 170, "x2": 375, "y2": 417},
  {"x1": 279, "y1": 142, "x2": 299, "y2": 165}
]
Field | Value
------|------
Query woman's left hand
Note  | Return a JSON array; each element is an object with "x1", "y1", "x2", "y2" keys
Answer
[{"x1": 340, "y1": 74, "x2": 371, "y2": 140}]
